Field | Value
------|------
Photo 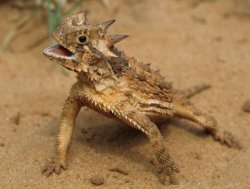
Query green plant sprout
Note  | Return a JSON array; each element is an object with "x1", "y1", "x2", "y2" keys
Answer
[{"x1": 1, "y1": 0, "x2": 87, "y2": 51}]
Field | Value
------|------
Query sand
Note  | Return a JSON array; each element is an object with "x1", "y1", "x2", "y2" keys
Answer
[{"x1": 0, "y1": 0, "x2": 250, "y2": 188}]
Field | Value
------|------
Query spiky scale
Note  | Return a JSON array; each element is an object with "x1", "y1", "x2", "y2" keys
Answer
[
  {"x1": 99, "y1": 19, "x2": 116, "y2": 30},
  {"x1": 107, "y1": 35, "x2": 129, "y2": 46}
]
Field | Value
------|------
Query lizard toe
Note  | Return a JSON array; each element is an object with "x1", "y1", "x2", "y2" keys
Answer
[
  {"x1": 42, "y1": 159, "x2": 68, "y2": 176},
  {"x1": 214, "y1": 130, "x2": 242, "y2": 150},
  {"x1": 158, "y1": 160, "x2": 179, "y2": 185}
]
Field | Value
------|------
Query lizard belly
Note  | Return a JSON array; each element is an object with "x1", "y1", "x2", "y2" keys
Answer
[
  {"x1": 77, "y1": 86, "x2": 125, "y2": 118},
  {"x1": 76, "y1": 83, "x2": 174, "y2": 121}
]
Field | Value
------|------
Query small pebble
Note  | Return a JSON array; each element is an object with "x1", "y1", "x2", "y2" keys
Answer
[
  {"x1": 0, "y1": 143, "x2": 5, "y2": 147},
  {"x1": 90, "y1": 175, "x2": 104, "y2": 186},
  {"x1": 242, "y1": 100, "x2": 250, "y2": 112},
  {"x1": 193, "y1": 152, "x2": 202, "y2": 160},
  {"x1": 150, "y1": 158, "x2": 157, "y2": 166},
  {"x1": 11, "y1": 112, "x2": 21, "y2": 125}
]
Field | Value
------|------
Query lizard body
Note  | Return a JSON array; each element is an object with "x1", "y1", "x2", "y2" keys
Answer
[{"x1": 42, "y1": 12, "x2": 241, "y2": 184}]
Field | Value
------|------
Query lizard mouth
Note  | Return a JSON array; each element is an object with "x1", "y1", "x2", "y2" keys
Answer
[{"x1": 43, "y1": 44, "x2": 76, "y2": 60}]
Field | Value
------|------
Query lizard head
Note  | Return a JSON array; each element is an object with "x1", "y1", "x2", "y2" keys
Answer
[{"x1": 43, "y1": 12, "x2": 128, "y2": 72}]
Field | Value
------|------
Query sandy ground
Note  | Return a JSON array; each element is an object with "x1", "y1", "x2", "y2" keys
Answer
[{"x1": 0, "y1": 0, "x2": 250, "y2": 188}]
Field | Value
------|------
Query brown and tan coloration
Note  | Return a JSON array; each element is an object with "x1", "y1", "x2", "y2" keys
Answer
[{"x1": 42, "y1": 12, "x2": 241, "y2": 185}]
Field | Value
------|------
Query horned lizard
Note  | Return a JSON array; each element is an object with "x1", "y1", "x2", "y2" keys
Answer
[{"x1": 42, "y1": 12, "x2": 241, "y2": 184}]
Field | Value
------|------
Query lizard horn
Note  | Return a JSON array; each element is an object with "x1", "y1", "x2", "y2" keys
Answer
[
  {"x1": 71, "y1": 12, "x2": 88, "y2": 26},
  {"x1": 107, "y1": 35, "x2": 129, "y2": 46},
  {"x1": 61, "y1": 11, "x2": 88, "y2": 26},
  {"x1": 100, "y1": 19, "x2": 116, "y2": 30},
  {"x1": 83, "y1": 11, "x2": 88, "y2": 24}
]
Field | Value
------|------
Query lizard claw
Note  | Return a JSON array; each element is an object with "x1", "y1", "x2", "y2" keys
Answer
[
  {"x1": 42, "y1": 158, "x2": 68, "y2": 177},
  {"x1": 158, "y1": 159, "x2": 179, "y2": 185},
  {"x1": 203, "y1": 116, "x2": 242, "y2": 150},
  {"x1": 214, "y1": 130, "x2": 242, "y2": 150}
]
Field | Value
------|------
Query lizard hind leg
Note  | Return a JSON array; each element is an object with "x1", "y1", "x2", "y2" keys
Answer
[
  {"x1": 119, "y1": 112, "x2": 180, "y2": 185},
  {"x1": 173, "y1": 99, "x2": 241, "y2": 149}
]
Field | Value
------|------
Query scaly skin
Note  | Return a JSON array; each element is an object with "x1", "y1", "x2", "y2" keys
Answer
[{"x1": 42, "y1": 12, "x2": 241, "y2": 184}]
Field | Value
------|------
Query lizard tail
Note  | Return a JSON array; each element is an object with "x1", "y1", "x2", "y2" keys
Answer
[{"x1": 182, "y1": 84, "x2": 211, "y2": 99}]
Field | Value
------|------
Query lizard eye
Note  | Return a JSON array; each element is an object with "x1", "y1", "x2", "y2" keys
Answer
[{"x1": 78, "y1": 35, "x2": 87, "y2": 45}]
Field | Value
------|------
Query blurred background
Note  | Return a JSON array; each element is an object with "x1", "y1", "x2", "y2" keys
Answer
[{"x1": 0, "y1": 1, "x2": 250, "y2": 189}]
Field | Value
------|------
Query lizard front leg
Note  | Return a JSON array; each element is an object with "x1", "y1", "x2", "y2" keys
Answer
[{"x1": 42, "y1": 95, "x2": 81, "y2": 176}]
